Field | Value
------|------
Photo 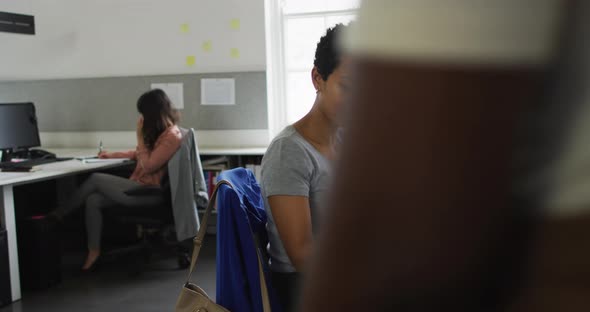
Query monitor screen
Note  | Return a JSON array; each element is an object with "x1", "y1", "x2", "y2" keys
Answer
[{"x1": 0, "y1": 103, "x2": 41, "y2": 150}]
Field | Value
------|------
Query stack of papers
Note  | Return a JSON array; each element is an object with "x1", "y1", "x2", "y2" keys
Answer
[
  {"x1": 82, "y1": 158, "x2": 130, "y2": 164},
  {"x1": 74, "y1": 155, "x2": 98, "y2": 160}
]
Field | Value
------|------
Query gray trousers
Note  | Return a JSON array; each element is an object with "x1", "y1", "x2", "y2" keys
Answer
[{"x1": 55, "y1": 173, "x2": 161, "y2": 249}]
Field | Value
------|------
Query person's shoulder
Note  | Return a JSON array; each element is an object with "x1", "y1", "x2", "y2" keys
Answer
[
  {"x1": 267, "y1": 126, "x2": 307, "y2": 153},
  {"x1": 158, "y1": 125, "x2": 182, "y2": 146},
  {"x1": 167, "y1": 125, "x2": 183, "y2": 140},
  {"x1": 262, "y1": 127, "x2": 315, "y2": 178},
  {"x1": 264, "y1": 126, "x2": 315, "y2": 170}
]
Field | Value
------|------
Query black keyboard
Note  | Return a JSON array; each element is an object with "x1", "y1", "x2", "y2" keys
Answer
[{"x1": 0, "y1": 157, "x2": 73, "y2": 171}]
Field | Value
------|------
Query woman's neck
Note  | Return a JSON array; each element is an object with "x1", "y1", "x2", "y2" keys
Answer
[{"x1": 293, "y1": 105, "x2": 338, "y2": 159}]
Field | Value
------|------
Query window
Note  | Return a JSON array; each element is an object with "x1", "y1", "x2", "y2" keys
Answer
[{"x1": 265, "y1": 0, "x2": 359, "y2": 138}]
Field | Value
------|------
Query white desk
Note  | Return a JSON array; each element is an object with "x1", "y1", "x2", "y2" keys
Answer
[
  {"x1": 46, "y1": 147, "x2": 267, "y2": 157},
  {"x1": 1, "y1": 146, "x2": 266, "y2": 302},
  {"x1": 0, "y1": 158, "x2": 132, "y2": 302}
]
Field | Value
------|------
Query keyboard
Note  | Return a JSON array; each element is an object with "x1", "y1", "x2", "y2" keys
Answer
[{"x1": 0, "y1": 157, "x2": 73, "y2": 172}]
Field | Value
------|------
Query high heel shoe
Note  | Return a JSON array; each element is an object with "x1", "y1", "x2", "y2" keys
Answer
[{"x1": 80, "y1": 256, "x2": 101, "y2": 273}]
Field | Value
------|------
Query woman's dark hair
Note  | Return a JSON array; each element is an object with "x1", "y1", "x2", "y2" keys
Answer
[
  {"x1": 313, "y1": 23, "x2": 348, "y2": 81},
  {"x1": 136, "y1": 89, "x2": 178, "y2": 150}
]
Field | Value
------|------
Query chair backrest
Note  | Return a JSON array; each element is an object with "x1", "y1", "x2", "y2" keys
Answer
[
  {"x1": 168, "y1": 128, "x2": 208, "y2": 242},
  {"x1": 115, "y1": 131, "x2": 189, "y2": 229},
  {"x1": 215, "y1": 168, "x2": 281, "y2": 312}
]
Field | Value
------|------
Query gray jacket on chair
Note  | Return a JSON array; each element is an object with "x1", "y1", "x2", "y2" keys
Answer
[{"x1": 168, "y1": 128, "x2": 209, "y2": 242}]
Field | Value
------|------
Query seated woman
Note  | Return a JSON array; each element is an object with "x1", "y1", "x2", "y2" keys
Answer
[
  {"x1": 260, "y1": 23, "x2": 350, "y2": 311},
  {"x1": 50, "y1": 89, "x2": 182, "y2": 271}
]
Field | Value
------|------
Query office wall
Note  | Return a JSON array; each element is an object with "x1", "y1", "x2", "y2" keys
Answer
[
  {"x1": 0, "y1": 72, "x2": 267, "y2": 131},
  {"x1": 0, "y1": 0, "x2": 269, "y2": 146},
  {"x1": 0, "y1": 0, "x2": 32, "y2": 15},
  {"x1": 0, "y1": 0, "x2": 266, "y2": 80}
]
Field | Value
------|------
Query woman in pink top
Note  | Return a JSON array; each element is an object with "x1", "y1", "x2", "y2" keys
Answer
[{"x1": 51, "y1": 89, "x2": 182, "y2": 271}]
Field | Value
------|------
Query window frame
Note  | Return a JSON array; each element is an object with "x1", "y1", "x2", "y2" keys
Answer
[{"x1": 264, "y1": 1, "x2": 357, "y2": 138}]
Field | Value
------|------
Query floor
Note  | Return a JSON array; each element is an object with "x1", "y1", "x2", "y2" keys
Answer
[{"x1": 0, "y1": 235, "x2": 217, "y2": 312}]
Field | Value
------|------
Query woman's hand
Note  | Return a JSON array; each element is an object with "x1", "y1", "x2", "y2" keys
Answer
[
  {"x1": 98, "y1": 151, "x2": 109, "y2": 159},
  {"x1": 136, "y1": 116, "x2": 144, "y2": 146}
]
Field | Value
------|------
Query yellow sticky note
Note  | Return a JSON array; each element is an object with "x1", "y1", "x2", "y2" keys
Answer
[
  {"x1": 202, "y1": 40, "x2": 212, "y2": 52},
  {"x1": 180, "y1": 23, "x2": 190, "y2": 33},
  {"x1": 186, "y1": 55, "x2": 196, "y2": 66},
  {"x1": 230, "y1": 18, "x2": 240, "y2": 30},
  {"x1": 230, "y1": 48, "x2": 240, "y2": 59}
]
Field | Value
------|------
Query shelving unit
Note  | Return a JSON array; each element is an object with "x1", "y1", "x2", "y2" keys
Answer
[{"x1": 198, "y1": 147, "x2": 266, "y2": 234}]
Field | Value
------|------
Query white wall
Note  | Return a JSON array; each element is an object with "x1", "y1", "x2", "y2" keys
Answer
[
  {"x1": 0, "y1": 0, "x2": 33, "y2": 15},
  {"x1": 0, "y1": 0, "x2": 266, "y2": 80}
]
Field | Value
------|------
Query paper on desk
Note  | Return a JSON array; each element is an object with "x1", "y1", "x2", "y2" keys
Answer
[
  {"x1": 82, "y1": 158, "x2": 130, "y2": 164},
  {"x1": 74, "y1": 155, "x2": 98, "y2": 160}
]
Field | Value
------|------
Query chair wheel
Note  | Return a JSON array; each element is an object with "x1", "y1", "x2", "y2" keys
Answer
[{"x1": 178, "y1": 254, "x2": 190, "y2": 269}]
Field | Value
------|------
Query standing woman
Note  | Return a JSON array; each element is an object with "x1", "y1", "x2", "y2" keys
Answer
[{"x1": 51, "y1": 89, "x2": 182, "y2": 271}]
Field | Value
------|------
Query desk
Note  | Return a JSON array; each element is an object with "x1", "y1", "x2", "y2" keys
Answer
[
  {"x1": 46, "y1": 147, "x2": 267, "y2": 157},
  {"x1": 1, "y1": 146, "x2": 266, "y2": 303},
  {"x1": 0, "y1": 158, "x2": 132, "y2": 302}
]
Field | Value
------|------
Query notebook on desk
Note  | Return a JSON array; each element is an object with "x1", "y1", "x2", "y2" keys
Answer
[
  {"x1": 74, "y1": 155, "x2": 98, "y2": 161},
  {"x1": 81, "y1": 158, "x2": 130, "y2": 164}
]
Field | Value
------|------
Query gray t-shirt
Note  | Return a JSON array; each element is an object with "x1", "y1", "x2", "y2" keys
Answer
[{"x1": 261, "y1": 125, "x2": 332, "y2": 273}]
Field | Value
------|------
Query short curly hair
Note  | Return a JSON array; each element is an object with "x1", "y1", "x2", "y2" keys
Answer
[{"x1": 313, "y1": 23, "x2": 348, "y2": 81}]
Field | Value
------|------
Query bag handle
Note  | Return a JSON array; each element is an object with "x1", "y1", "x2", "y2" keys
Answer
[
  {"x1": 185, "y1": 179, "x2": 272, "y2": 312},
  {"x1": 185, "y1": 180, "x2": 230, "y2": 283},
  {"x1": 253, "y1": 233, "x2": 272, "y2": 312}
]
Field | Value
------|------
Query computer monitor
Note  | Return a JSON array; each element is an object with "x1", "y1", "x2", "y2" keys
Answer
[{"x1": 0, "y1": 103, "x2": 41, "y2": 153}]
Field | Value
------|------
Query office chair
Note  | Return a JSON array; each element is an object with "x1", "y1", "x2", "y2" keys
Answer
[
  {"x1": 102, "y1": 173, "x2": 192, "y2": 272},
  {"x1": 102, "y1": 127, "x2": 206, "y2": 272}
]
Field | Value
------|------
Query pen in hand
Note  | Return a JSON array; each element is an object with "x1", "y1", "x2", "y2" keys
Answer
[{"x1": 98, "y1": 141, "x2": 103, "y2": 155}]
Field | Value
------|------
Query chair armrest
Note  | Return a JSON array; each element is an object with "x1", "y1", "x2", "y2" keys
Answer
[{"x1": 124, "y1": 185, "x2": 164, "y2": 196}]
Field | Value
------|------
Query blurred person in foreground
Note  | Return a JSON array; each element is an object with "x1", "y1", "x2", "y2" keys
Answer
[{"x1": 300, "y1": 1, "x2": 590, "y2": 311}]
